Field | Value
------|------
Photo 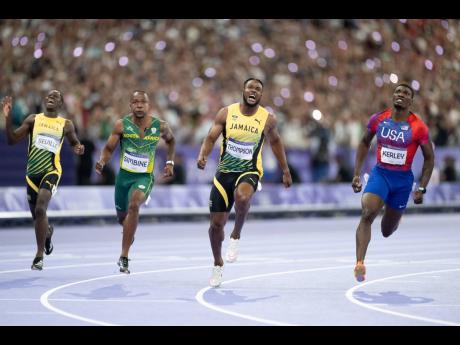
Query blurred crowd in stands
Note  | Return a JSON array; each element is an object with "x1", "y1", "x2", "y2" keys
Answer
[{"x1": 1, "y1": 19, "x2": 459, "y2": 183}]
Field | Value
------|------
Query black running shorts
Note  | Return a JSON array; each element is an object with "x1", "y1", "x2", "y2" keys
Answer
[
  {"x1": 209, "y1": 171, "x2": 259, "y2": 212},
  {"x1": 26, "y1": 171, "x2": 60, "y2": 205}
]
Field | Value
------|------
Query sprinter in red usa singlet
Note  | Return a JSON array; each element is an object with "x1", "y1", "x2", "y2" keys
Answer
[{"x1": 351, "y1": 83, "x2": 435, "y2": 282}]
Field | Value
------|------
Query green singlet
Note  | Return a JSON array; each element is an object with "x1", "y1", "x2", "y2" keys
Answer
[{"x1": 115, "y1": 115, "x2": 161, "y2": 212}]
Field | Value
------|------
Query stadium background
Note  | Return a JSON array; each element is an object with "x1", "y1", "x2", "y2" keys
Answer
[{"x1": 1, "y1": 19, "x2": 460, "y2": 223}]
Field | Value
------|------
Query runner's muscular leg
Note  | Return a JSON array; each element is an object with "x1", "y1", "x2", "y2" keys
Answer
[
  {"x1": 28, "y1": 202, "x2": 36, "y2": 220},
  {"x1": 381, "y1": 206, "x2": 403, "y2": 238},
  {"x1": 34, "y1": 189, "x2": 52, "y2": 258},
  {"x1": 356, "y1": 192, "x2": 384, "y2": 262},
  {"x1": 27, "y1": 181, "x2": 38, "y2": 219},
  {"x1": 209, "y1": 212, "x2": 229, "y2": 266},
  {"x1": 231, "y1": 182, "x2": 255, "y2": 240},
  {"x1": 116, "y1": 211, "x2": 127, "y2": 225},
  {"x1": 121, "y1": 189, "x2": 145, "y2": 257}
]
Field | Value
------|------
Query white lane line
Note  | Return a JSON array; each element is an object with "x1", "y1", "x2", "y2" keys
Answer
[
  {"x1": 0, "y1": 256, "x2": 352, "y2": 275},
  {"x1": 38, "y1": 257, "x2": 347, "y2": 326},
  {"x1": 0, "y1": 258, "x2": 207, "y2": 275},
  {"x1": 10, "y1": 257, "x2": 460, "y2": 326},
  {"x1": 39, "y1": 259, "x2": 350, "y2": 326},
  {"x1": 196, "y1": 264, "x2": 354, "y2": 326},
  {"x1": 0, "y1": 298, "x2": 187, "y2": 303},
  {"x1": 411, "y1": 304, "x2": 460, "y2": 308},
  {"x1": 40, "y1": 264, "x2": 212, "y2": 326},
  {"x1": 196, "y1": 259, "x2": 460, "y2": 326},
  {"x1": 0, "y1": 298, "x2": 39, "y2": 301},
  {"x1": 345, "y1": 268, "x2": 460, "y2": 326},
  {"x1": 51, "y1": 298, "x2": 187, "y2": 303},
  {"x1": 5, "y1": 311, "x2": 54, "y2": 315},
  {"x1": 0, "y1": 255, "x2": 360, "y2": 275},
  {"x1": 3, "y1": 254, "x2": 460, "y2": 275}
]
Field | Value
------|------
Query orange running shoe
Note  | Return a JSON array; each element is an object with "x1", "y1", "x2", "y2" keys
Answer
[{"x1": 354, "y1": 262, "x2": 366, "y2": 282}]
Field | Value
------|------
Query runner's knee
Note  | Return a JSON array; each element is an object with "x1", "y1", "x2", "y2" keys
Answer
[
  {"x1": 361, "y1": 207, "x2": 378, "y2": 224},
  {"x1": 127, "y1": 201, "x2": 140, "y2": 214},
  {"x1": 34, "y1": 204, "x2": 47, "y2": 219},
  {"x1": 381, "y1": 228, "x2": 394, "y2": 238},
  {"x1": 210, "y1": 218, "x2": 226, "y2": 231},
  {"x1": 234, "y1": 191, "x2": 251, "y2": 207},
  {"x1": 381, "y1": 221, "x2": 399, "y2": 238}
]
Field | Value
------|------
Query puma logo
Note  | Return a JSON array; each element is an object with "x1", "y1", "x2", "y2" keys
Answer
[
  {"x1": 45, "y1": 181, "x2": 57, "y2": 195},
  {"x1": 254, "y1": 119, "x2": 261, "y2": 124}
]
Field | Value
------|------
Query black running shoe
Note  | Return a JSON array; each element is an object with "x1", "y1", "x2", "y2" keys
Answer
[
  {"x1": 31, "y1": 257, "x2": 43, "y2": 270},
  {"x1": 118, "y1": 256, "x2": 130, "y2": 274},
  {"x1": 45, "y1": 225, "x2": 54, "y2": 255}
]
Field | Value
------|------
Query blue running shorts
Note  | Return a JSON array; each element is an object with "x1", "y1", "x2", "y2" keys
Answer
[{"x1": 363, "y1": 165, "x2": 414, "y2": 211}]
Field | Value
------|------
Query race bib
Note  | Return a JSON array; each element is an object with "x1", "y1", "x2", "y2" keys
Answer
[
  {"x1": 380, "y1": 146, "x2": 407, "y2": 165},
  {"x1": 226, "y1": 138, "x2": 254, "y2": 160},
  {"x1": 35, "y1": 134, "x2": 60, "y2": 153},
  {"x1": 122, "y1": 151, "x2": 149, "y2": 172}
]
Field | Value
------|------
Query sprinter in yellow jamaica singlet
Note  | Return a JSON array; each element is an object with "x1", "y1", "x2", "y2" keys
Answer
[
  {"x1": 1, "y1": 90, "x2": 84, "y2": 270},
  {"x1": 197, "y1": 78, "x2": 293, "y2": 287},
  {"x1": 95, "y1": 91, "x2": 175, "y2": 274}
]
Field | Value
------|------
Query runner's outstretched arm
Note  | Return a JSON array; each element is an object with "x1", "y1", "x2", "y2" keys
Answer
[{"x1": 96, "y1": 119, "x2": 123, "y2": 174}]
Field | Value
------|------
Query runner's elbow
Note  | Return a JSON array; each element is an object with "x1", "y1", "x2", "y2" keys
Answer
[
  {"x1": 166, "y1": 135, "x2": 175, "y2": 145},
  {"x1": 104, "y1": 145, "x2": 114, "y2": 154},
  {"x1": 269, "y1": 135, "x2": 281, "y2": 146},
  {"x1": 424, "y1": 156, "x2": 435, "y2": 166}
]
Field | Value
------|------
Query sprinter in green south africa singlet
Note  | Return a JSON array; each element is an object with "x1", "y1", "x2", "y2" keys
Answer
[
  {"x1": 96, "y1": 90, "x2": 176, "y2": 274},
  {"x1": 114, "y1": 115, "x2": 161, "y2": 212}
]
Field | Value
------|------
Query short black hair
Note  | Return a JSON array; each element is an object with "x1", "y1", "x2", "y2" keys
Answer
[
  {"x1": 131, "y1": 90, "x2": 149, "y2": 101},
  {"x1": 396, "y1": 83, "x2": 415, "y2": 98},
  {"x1": 243, "y1": 78, "x2": 264, "y2": 89}
]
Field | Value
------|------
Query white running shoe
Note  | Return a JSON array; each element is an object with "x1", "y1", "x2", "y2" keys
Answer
[
  {"x1": 209, "y1": 265, "x2": 223, "y2": 287},
  {"x1": 225, "y1": 238, "x2": 239, "y2": 263}
]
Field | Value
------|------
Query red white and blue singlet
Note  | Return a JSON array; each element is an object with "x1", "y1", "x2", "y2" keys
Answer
[
  {"x1": 368, "y1": 108, "x2": 429, "y2": 171},
  {"x1": 364, "y1": 108, "x2": 429, "y2": 210}
]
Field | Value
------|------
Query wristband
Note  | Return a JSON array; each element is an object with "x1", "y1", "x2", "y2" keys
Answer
[{"x1": 417, "y1": 186, "x2": 426, "y2": 194}]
